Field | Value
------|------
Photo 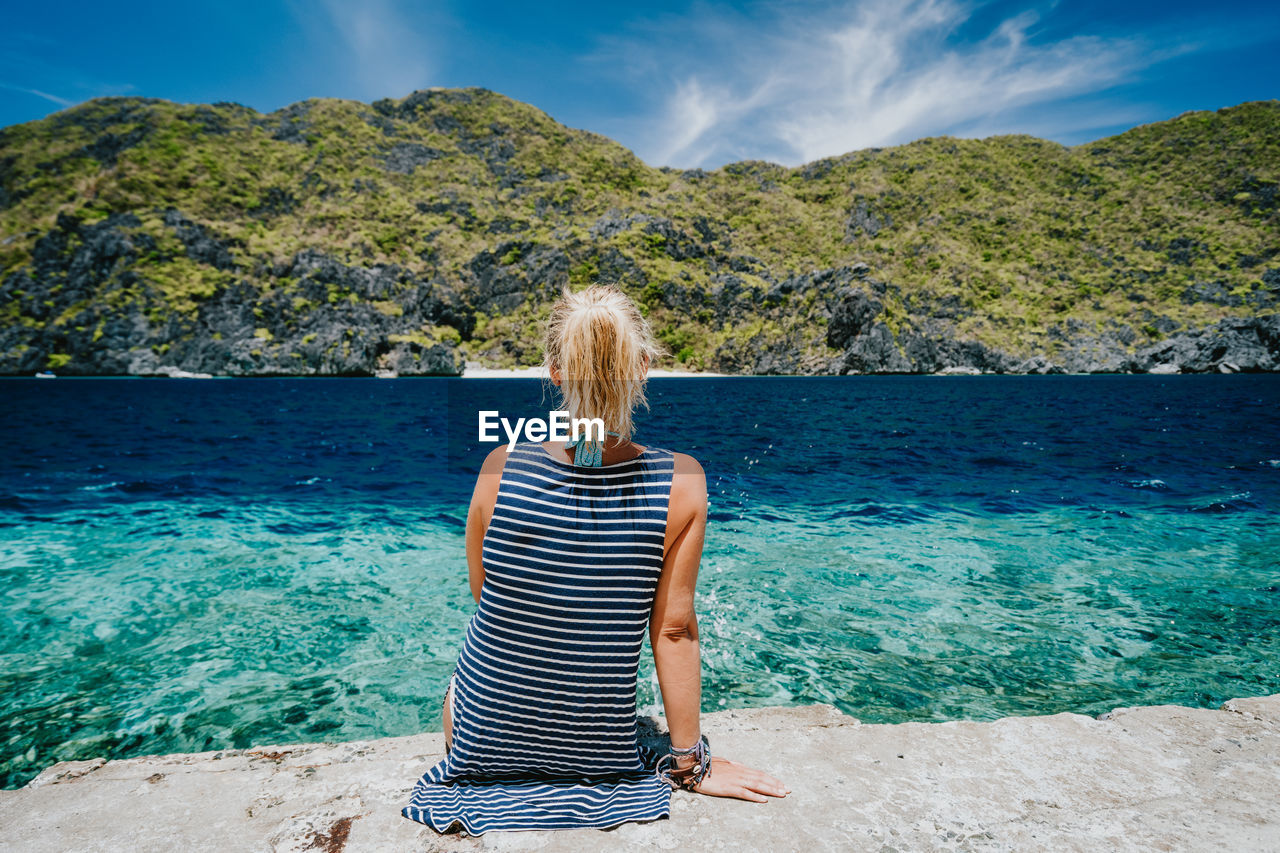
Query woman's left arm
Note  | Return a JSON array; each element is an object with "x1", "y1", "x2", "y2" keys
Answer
[{"x1": 465, "y1": 446, "x2": 509, "y2": 603}]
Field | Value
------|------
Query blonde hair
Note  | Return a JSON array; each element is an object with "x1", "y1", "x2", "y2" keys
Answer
[{"x1": 543, "y1": 284, "x2": 662, "y2": 440}]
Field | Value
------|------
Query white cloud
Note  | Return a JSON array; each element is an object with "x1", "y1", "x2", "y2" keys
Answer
[
  {"x1": 0, "y1": 82, "x2": 75, "y2": 108},
  {"x1": 287, "y1": 0, "x2": 437, "y2": 101},
  {"x1": 650, "y1": 74, "x2": 783, "y2": 166},
  {"x1": 0, "y1": 36, "x2": 136, "y2": 118},
  {"x1": 601, "y1": 0, "x2": 1181, "y2": 168}
]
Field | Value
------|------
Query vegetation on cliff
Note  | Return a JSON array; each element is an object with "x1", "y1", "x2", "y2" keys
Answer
[{"x1": 0, "y1": 89, "x2": 1276, "y2": 374}]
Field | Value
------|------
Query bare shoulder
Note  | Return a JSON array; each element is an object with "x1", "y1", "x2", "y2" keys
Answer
[
  {"x1": 669, "y1": 452, "x2": 707, "y2": 507},
  {"x1": 480, "y1": 444, "x2": 510, "y2": 475},
  {"x1": 671, "y1": 451, "x2": 705, "y2": 477},
  {"x1": 472, "y1": 446, "x2": 510, "y2": 504}
]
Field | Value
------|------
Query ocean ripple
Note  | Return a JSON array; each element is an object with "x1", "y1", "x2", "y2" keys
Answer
[{"x1": 0, "y1": 374, "x2": 1277, "y2": 790}]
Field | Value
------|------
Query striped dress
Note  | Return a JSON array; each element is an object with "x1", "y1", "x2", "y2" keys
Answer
[{"x1": 402, "y1": 440, "x2": 676, "y2": 834}]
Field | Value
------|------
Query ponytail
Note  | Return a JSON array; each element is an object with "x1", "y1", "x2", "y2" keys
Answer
[{"x1": 543, "y1": 284, "x2": 662, "y2": 439}]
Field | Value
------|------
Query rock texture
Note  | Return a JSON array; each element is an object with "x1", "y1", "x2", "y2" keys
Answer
[
  {"x1": 3, "y1": 93, "x2": 1279, "y2": 376},
  {"x1": 7, "y1": 209, "x2": 1276, "y2": 376},
  {"x1": 0, "y1": 211, "x2": 467, "y2": 377},
  {"x1": 2, "y1": 696, "x2": 1277, "y2": 852}
]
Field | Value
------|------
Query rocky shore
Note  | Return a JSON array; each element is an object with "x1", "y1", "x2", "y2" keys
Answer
[
  {"x1": 819, "y1": 275, "x2": 1280, "y2": 376},
  {"x1": 2, "y1": 695, "x2": 1276, "y2": 851},
  {"x1": 3, "y1": 206, "x2": 1276, "y2": 376},
  {"x1": 3, "y1": 94, "x2": 1278, "y2": 378}
]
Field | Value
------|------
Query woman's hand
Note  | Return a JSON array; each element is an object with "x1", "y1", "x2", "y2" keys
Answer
[{"x1": 687, "y1": 755, "x2": 790, "y2": 802}]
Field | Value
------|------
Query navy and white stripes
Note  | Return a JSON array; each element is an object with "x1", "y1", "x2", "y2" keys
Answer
[{"x1": 402, "y1": 441, "x2": 675, "y2": 834}]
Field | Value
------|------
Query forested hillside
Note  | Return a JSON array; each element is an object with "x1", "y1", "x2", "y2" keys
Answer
[{"x1": 1, "y1": 89, "x2": 1276, "y2": 375}]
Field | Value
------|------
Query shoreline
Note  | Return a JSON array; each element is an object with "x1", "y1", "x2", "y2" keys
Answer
[
  {"x1": 5, "y1": 369, "x2": 1276, "y2": 380},
  {"x1": 460, "y1": 364, "x2": 729, "y2": 378},
  {"x1": 3, "y1": 694, "x2": 1276, "y2": 850}
]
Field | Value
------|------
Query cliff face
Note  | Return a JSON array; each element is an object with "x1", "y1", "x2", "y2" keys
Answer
[
  {"x1": 2, "y1": 697, "x2": 1278, "y2": 850},
  {"x1": 1, "y1": 91, "x2": 1277, "y2": 376}
]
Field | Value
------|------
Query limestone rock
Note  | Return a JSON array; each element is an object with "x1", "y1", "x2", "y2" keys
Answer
[
  {"x1": 845, "y1": 196, "x2": 892, "y2": 240},
  {"x1": 1013, "y1": 355, "x2": 1064, "y2": 374},
  {"x1": 839, "y1": 322, "x2": 913, "y2": 374},
  {"x1": 826, "y1": 288, "x2": 883, "y2": 350},
  {"x1": 1133, "y1": 315, "x2": 1280, "y2": 373},
  {"x1": 2, "y1": 696, "x2": 1278, "y2": 851}
]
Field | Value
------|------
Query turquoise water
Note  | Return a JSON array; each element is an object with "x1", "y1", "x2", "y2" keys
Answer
[{"x1": 1, "y1": 376, "x2": 1277, "y2": 788}]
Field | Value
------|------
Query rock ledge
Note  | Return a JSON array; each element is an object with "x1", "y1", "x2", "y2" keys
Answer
[{"x1": 1, "y1": 697, "x2": 1277, "y2": 851}]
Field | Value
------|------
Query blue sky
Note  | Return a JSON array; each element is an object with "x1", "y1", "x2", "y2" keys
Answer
[{"x1": 2, "y1": 0, "x2": 1277, "y2": 169}]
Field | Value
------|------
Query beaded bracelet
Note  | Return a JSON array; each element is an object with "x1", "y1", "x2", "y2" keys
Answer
[{"x1": 655, "y1": 735, "x2": 712, "y2": 791}]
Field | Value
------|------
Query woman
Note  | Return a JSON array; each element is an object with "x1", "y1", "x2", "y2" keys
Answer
[{"x1": 402, "y1": 284, "x2": 787, "y2": 834}]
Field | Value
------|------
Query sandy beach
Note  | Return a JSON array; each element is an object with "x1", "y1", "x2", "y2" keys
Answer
[{"x1": 461, "y1": 362, "x2": 728, "y2": 378}]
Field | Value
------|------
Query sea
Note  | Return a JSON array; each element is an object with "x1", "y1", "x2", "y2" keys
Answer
[{"x1": 1, "y1": 375, "x2": 1277, "y2": 789}]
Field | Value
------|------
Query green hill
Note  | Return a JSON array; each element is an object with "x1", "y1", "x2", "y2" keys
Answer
[{"x1": 1, "y1": 88, "x2": 1277, "y2": 375}]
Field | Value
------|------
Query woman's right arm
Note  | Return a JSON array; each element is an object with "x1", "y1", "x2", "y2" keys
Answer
[
  {"x1": 650, "y1": 452, "x2": 789, "y2": 803},
  {"x1": 465, "y1": 446, "x2": 508, "y2": 604}
]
